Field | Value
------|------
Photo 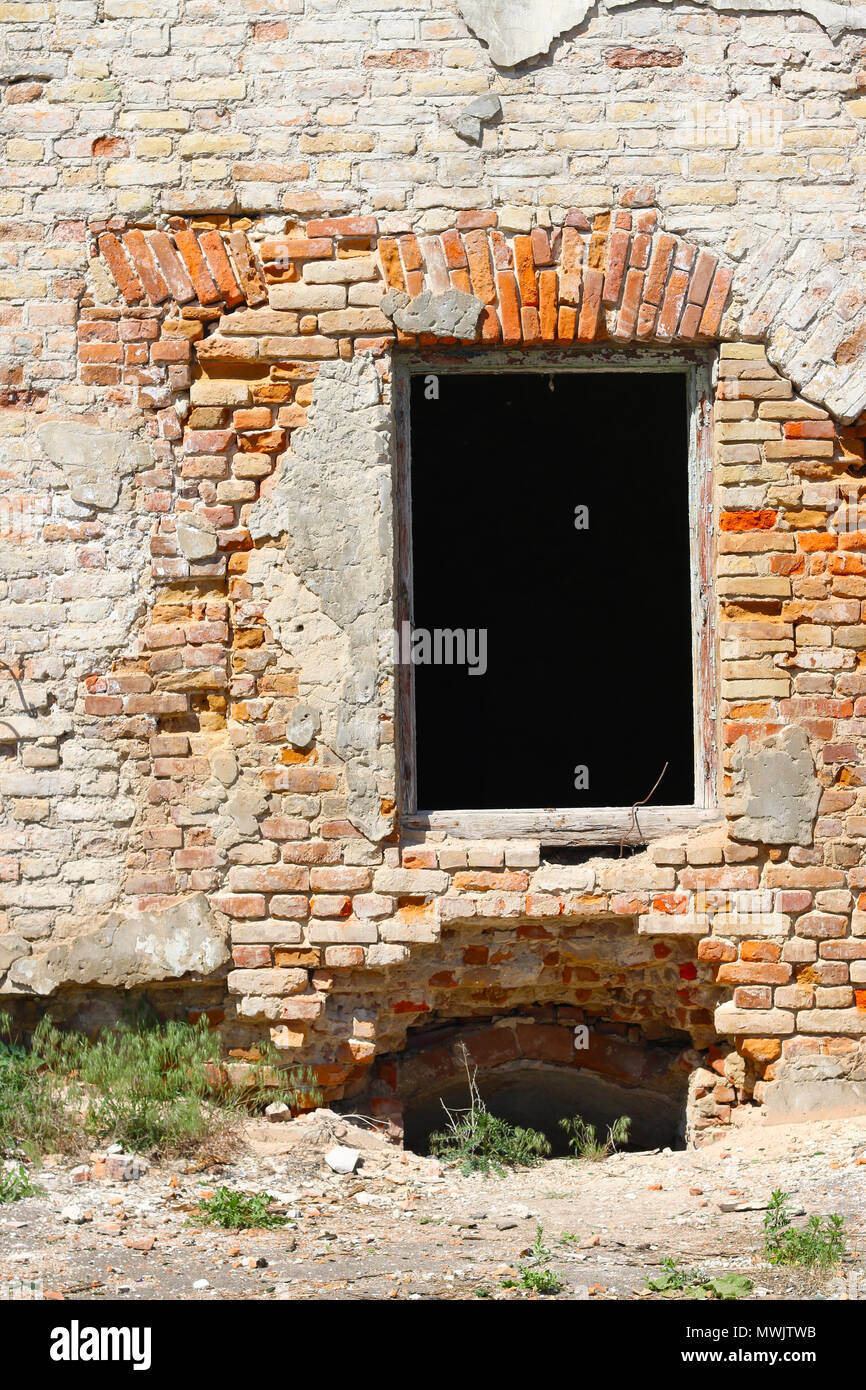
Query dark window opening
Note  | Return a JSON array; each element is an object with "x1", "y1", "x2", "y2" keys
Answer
[{"x1": 408, "y1": 370, "x2": 695, "y2": 811}]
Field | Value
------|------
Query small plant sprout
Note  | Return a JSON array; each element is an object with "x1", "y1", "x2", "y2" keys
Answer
[
  {"x1": 500, "y1": 1224, "x2": 563, "y2": 1297},
  {"x1": 0, "y1": 1162, "x2": 41, "y2": 1204},
  {"x1": 559, "y1": 1112, "x2": 632, "y2": 1161}
]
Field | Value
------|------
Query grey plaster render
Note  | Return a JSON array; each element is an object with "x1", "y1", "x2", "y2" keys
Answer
[
  {"x1": 729, "y1": 726, "x2": 821, "y2": 848},
  {"x1": 37, "y1": 421, "x2": 150, "y2": 512},
  {"x1": 176, "y1": 518, "x2": 219, "y2": 561},
  {"x1": 453, "y1": 94, "x2": 502, "y2": 142},
  {"x1": 248, "y1": 356, "x2": 394, "y2": 841},
  {"x1": 0, "y1": 933, "x2": 30, "y2": 978},
  {"x1": 381, "y1": 288, "x2": 484, "y2": 338},
  {"x1": 286, "y1": 703, "x2": 320, "y2": 749}
]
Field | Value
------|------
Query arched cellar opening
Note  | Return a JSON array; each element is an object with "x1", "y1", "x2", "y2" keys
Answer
[{"x1": 359, "y1": 1010, "x2": 700, "y2": 1157}]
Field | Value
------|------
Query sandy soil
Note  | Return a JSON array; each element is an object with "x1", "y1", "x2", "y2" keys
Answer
[{"x1": 2, "y1": 1111, "x2": 865, "y2": 1301}]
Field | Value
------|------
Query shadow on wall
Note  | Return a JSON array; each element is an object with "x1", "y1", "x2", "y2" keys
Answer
[{"x1": 0, "y1": 984, "x2": 227, "y2": 1038}]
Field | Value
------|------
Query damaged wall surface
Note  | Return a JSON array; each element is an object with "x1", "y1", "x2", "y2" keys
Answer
[
  {"x1": 457, "y1": 0, "x2": 866, "y2": 67},
  {"x1": 3, "y1": 0, "x2": 866, "y2": 1136}
]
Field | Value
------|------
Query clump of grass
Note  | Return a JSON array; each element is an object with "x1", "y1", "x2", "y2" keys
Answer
[
  {"x1": 501, "y1": 1224, "x2": 563, "y2": 1297},
  {"x1": 559, "y1": 1112, "x2": 631, "y2": 1160},
  {"x1": 0, "y1": 1161, "x2": 41, "y2": 1204},
  {"x1": 0, "y1": 1015, "x2": 84, "y2": 1160},
  {"x1": 0, "y1": 1011, "x2": 319, "y2": 1161},
  {"x1": 429, "y1": 1046, "x2": 551, "y2": 1177},
  {"x1": 197, "y1": 1187, "x2": 288, "y2": 1231},
  {"x1": 762, "y1": 1189, "x2": 845, "y2": 1270}
]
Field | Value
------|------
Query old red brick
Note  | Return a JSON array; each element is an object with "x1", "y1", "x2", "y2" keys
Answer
[
  {"x1": 198, "y1": 231, "x2": 245, "y2": 308},
  {"x1": 538, "y1": 269, "x2": 558, "y2": 341},
  {"x1": 462, "y1": 229, "x2": 496, "y2": 304},
  {"x1": 173, "y1": 228, "x2": 221, "y2": 305},
  {"x1": 513, "y1": 235, "x2": 538, "y2": 306},
  {"x1": 97, "y1": 233, "x2": 144, "y2": 305}
]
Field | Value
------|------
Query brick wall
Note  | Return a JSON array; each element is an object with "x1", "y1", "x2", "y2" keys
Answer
[{"x1": 3, "y1": 0, "x2": 866, "y2": 1132}]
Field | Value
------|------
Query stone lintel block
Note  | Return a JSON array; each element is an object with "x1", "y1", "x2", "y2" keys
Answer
[
  {"x1": 637, "y1": 913, "x2": 709, "y2": 935},
  {"x1": 796, "y1": 1008, "x2": 866, "y2": 1035},
  {"x1": 711, "y1": 912, "x2": 792, "y2": 938},
  {"x1": 715, "y1": 1002, "x2": 795, "y2": 1035}
]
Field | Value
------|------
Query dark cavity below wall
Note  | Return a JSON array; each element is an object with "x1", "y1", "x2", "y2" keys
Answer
[{"x1": 401, "y1": 1060, "x2": 687, "y2": 1157}]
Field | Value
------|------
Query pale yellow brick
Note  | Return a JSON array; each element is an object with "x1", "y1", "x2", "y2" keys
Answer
[
  {"x1": 105, "y1": 160, "x2": 181, "y2": 186},
  {"x1": 190, "y1": 379, "x2": 251, "y2": 407},
  {"x1": 71, "y1": 56, "x2": 108, "y2": 78},
  {"x1": 134, "y1": 137, "x2": 173, "y2": 158},
  {"x1": 720, "y1": 344, "x2": 769, "y2": 360},
  {"x1": 782, "y1": 127, "x2": 854, "y2": 149},
  {"x1": 607, "y1": 103, "x2": 665, "y2": 121},
  {"x1": 61, "y1": 80, "x2": 120, "y2": 102},
  {"x1": 7, "y1": 139, "x2": 43, "y2": 160},
  {"x1": 104, "y1": 0, "x2": 157, "y2": 13},
  {"x1": 178, "y1": 133, "x2": 251, "y2": 157},
  {"x1": 317, "y1": 159, "x2": 352, "y2": 182},
  {"x1": 0, "y1": 2, "x2": 52, "y2": 17},
  {"x1": 117, "y1": 189, "x2": 153, "y2": 215},
  {"x1": 170, "y1": 78, "x2": 246, "y2": 102},
  {"x1": 190, "y1": 159, "x2": 228, "y2": 181},
  {"x1": 119, "y1": 110, "x2": 190, "y2": 131},
  {"x1": 300, "y1": 132, "x2": 375, "y2": 153},
  {"x1": 663, "y1": 184, "x2": 737, "y2": 206},
  {"x1": 0, "y1": 273, "x2": 46, "y2": 298}
]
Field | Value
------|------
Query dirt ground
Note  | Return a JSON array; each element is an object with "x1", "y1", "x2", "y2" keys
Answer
[{"x1": 2, "y1": 1111, "x2": 866, "y2": 1302}]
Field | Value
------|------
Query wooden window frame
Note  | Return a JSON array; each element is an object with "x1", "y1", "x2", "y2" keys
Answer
[{"x1": 393, "y1": 345, "x2": 719, "y2": 846}]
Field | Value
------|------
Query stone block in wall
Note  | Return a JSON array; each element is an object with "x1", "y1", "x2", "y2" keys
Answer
[
  {"x1": 5, "y1": 894, "x2": 228, "y2": 996},
  {"x1": 715, "y1": 1003, "x2": 795, "y2": 1035}
]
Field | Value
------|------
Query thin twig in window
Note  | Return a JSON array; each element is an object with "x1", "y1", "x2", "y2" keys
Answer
[{"x1": 619, "y1": 761, "x2": 669, "y2": 857}]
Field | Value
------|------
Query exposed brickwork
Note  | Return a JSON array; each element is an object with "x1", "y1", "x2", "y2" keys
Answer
[
  {"x1": 4, "y1": 1, "x2": 866, "y2": 1133},
  {"x1": 93, "y1": 207, "x2": 732, "y2": 349},
  {"x1": 15, "y1": 215, "x2": 853, "y2": 1123}
]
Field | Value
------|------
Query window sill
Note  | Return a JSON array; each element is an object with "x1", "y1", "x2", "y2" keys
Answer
[{"x1": 403, "y1": 806, "x2": 722, "y2": 845}]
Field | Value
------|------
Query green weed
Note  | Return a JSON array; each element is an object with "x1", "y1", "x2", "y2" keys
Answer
[
  {"x1": 762, "y1": 1190, "x2": 845, "y2": 1270},
  {"x1": 429, "y1": 1046, "x2": 551, "y2": 1176},
  {"x1": 0, "y1": 1011, "x2": 318, "y2": 1160},
  {"x1": 646, "y1": 1256, "x2": 753, "y2": 1301},
  {"x1": 500, "y1": 1224, "x2": 563, "y2": 1296},
  {"x1": 0, "y1": 1162, "x2": 41, "y2": 1203},
  {"x1": 559, "y1": 1112, "x2": 631, "y2": 1161},
  {"x1": 197, "y1": 1187, "x2": 288, "y2": 1231}
]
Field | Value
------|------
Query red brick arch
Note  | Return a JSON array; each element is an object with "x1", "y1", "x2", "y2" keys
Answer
[
  {"x1": 376, "y1": 204, "x2": 731, "y2": 347},
  {"x1": 91, "y1": 195, "x2": 733, "y2": 351},
  {"x1": 360, "y1": 1010, "x2": 708, "y2": 1144}
]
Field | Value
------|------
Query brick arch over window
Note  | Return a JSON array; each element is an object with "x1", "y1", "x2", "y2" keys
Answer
[
  {"x1": 88, "y1": 206, "x2": 866, "y2": 424},
  {"x1": 376, "y1": 206, "x2": 731, "y2": 346},
  {"x1": 91, "y1": 198, "x2": 733, "y2": 350}
]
